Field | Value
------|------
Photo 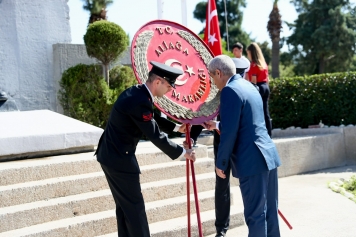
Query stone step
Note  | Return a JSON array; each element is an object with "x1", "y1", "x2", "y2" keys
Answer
[
  {"x1": 0, "y1": 210, "x2": 116, "y2": 237},
  {"x1": 0, "y1": 143, "x2": 207, "y2": 186},
  {"x1": 205, "y1": 146, "x2": 241, "y2": 186},
  {"x1": 207, "y1": 145, "x2": 214, "y2": 158},
  {"x1": 141, "y1": 172, "x2": 216, "y2": 202},
  {"x1": 136, "y1": 142, "x2": 208, "y2": 166},
  {"x1": 0, "y1": 172, "x2": 107, "y2": 208},
  {"x1": 97, "y1": 206, "x2": 245, "y2": 237},
  {"x1": 0, "y1": 152, "x2": 100, "y2": 186},
  {"x1": 0, "y1": 159, "x2": 214, "y2": 208},
  {"x1": 150, "y1": 206, "x2": 245, "y2": 237},
  {"x1": 0, "y1": 173, "x2": 215, "y2": 232},
  {"x1": 0, "y1": 188, "x2": 223, "y2": 233},
  {"x1": 140, "y1": 157, "x2": 214, "y2": 184},
  {"x1": 0, "y1": 206, "x2": 244, "y2": 237},
  {"x1": 145, "y1": 189, "x2": 232, "y2": 224},
  {"x1": 0, "y1": 189, "x2": 112, "y2": 233}
]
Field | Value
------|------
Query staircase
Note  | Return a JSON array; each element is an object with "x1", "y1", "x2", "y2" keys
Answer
[{"x1": 0, "y1": 138, "x2": 245, "y2": 237}]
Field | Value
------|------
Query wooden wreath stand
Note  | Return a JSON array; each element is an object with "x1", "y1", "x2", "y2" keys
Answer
[{"x1": 185, "y1": 124, "x2": 203, "y2": 237}]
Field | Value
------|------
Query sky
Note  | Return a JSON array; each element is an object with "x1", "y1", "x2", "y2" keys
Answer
[{"x1": 68, "y1": 0, "x2": 299, "y2": 51}]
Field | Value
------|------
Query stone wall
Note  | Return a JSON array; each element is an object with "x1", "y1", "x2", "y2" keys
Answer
[
  {"x1": 344, "y1": 126, "x2": 356, "y2": 165},
  {"x1": 0, "y1": 0, "x2": 71, "y2": 112},
  {"x1": 198, "y1": 126, "x2": 356, "y2": 176},
  {"x1": 275, "y1": 133, "x2": 347, "y2": 177},
  {"x1": 272, "y1": 126, "x2": 356, "y2": 166}
]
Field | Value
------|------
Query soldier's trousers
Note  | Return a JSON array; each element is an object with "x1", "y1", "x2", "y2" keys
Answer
[{"x1": 101, "y1": 164, "x2": 150, "y2": 237}]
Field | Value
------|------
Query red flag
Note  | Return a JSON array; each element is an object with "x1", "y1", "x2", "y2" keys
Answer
[{"x1": 204, "y1": 0, "x2": 222, "y2": 56}]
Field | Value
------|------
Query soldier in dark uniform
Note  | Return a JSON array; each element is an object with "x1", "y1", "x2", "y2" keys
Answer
[{"x1": 95, "y1": 61, "x2": 196, "y2": 237}]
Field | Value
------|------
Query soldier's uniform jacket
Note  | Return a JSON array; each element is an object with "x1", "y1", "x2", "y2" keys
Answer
[{"x1": 96, "y1": 84, "x2": 183, "y2": 173}]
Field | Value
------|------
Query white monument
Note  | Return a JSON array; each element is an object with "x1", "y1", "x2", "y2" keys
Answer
[
  {"x1": 0, "y1": 0, "x2": 103, "y2": 161},
  {"x1": 0, "y1": 0, "x2": 71, "y2": 111}
]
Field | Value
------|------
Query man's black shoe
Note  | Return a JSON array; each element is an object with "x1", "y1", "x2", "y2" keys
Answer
[{"x1": 215, "y1": 233, "x2": 226, "y2": 237}]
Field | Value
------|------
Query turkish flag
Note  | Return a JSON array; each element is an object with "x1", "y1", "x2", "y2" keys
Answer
[{"x1": 204, "y1": 0, "x2": 222, "y2": 56}]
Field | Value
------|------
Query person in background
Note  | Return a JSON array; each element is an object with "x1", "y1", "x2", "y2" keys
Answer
[
  {"x1": 189, "y1": 124, "x2": 204, "y2": 147},
  {"x1": 245, "y1": 42, "x2": 273, "y2": 137},
  {"x1": 95, "y1": 61, "x2": 196, "y2": 237},
  {"x1": 231, "y1": 57, "x2": 250, "y2": 78},
  {"x1": 231, "y1": 42, "x2": 250, "y2": 75},
  {"x1": 204, "y1": 55, "x2": 281, "y2": 237}
]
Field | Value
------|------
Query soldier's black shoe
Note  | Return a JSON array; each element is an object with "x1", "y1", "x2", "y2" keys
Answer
[
  {"x1": 215, "y1": 234, "x2": 226, "y2": 237},
  {"x1": 215, "y1": 231, "x2": 226, "y2": 237}
]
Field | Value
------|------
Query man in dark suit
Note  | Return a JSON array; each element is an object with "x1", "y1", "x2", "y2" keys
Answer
[
  {"x1": 96, "y1": 61, "x2": 196, "y2": 237},
  {"x1": 191, "y1": 57, "x2": 252, "y2": 237},
  {"x1": 212, "y1": 56, "x2": 252, "y2": 237},
  {"x1": 204, "y1": 55, "x2": 281, "y2": 237}
]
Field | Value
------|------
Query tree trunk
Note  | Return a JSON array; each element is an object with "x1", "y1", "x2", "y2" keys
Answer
[
  {"x1": 104, "y1": 64, "x2": 109, "y2": 86},
  {"x1": 319, "y1": 57, "x2": 325, "y2": 74},
  {"x1": 271, "y1": 39, "x2": 280, "y2": 78},
  {"x1": 88, "y1": 9, "x2": 107, "y2": 25}
]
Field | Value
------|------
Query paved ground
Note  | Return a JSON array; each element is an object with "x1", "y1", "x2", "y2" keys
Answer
[{"x1": 207, "y1": 165, "x2": 356, "y2": 237}]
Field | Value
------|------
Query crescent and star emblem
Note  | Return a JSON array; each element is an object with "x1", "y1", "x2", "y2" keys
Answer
[{"x1": 164, "y1": 59, "x2": 195, "y2": 86}]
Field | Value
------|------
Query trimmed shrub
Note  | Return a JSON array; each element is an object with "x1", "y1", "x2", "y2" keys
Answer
[
  {"x1": 59, "y1": 64, "x2": 137, "y2": 129},
  {"x1": 59, "y1": 64, "x2": 114, "y2": 128},
  {"x1": 109, "y1": 65, "x2": 137, "y2": 91},
  {"x1": 84, "y1": 20, "x2": 129, "y2": 86},
  {"x1": 269, "y1": 72, "x2": 356, "y2": 129}
]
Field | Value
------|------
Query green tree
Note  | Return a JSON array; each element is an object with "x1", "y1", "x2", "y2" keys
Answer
[
  {"x1": 82, "y1": 0, "x2": 113, "y2": 25},
  {"x1": 287, "y1": 0, "x2": 356, "y2": 75},
  {"x1": 109, "y1": 65, "x2": 137, "y2": 92},
  {"x1": 84, "y1": 21, "x2": 129, "y2": 86},
  {"x1": 193, "y1": 0, "x2": 251, "y2": 51},
  {"x1": 279, "y1": 51, "x2": 295, "y2": 77},
  {"x1": 349, "y1": 55, "x2": 356, "y2": 71},
  {"x1": 258, "y1": 41, "x2": 272, "y2": 66},
  {"x1": 267, "y1": 0, "x2": 282, "y2": 78}
]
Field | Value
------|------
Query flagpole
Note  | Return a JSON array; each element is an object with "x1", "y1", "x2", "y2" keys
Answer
[
  {"x1": 223, "y1": 0, "x2": 229, "y2": 51},
  {"x1": 157, "y1": 0, "x2": 163, "y2": 19},
  {"x1": 181, "y1": 0, "x2": 187, "y2": 26},
  {"x1": 208, "y1": 0, "x2": 211, "y2": 39}
]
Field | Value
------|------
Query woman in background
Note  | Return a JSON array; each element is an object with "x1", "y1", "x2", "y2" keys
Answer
[{"x1": 245, "y1": 42, "x2": 272, "y2": 137}]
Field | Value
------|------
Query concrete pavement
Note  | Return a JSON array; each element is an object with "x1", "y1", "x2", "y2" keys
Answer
[{"x1": 207, "y1": 165, "x2": 356, "y2": 237}]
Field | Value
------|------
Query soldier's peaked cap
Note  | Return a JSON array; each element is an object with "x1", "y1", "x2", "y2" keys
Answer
[
  {"x1": 232, "y1": 57, "x2": 250, "y2": 76},
  {"x1": 232, "y1": 57, "x2": 250, "y2": 70},
  {"x1": 149, "y1": 61, "x2": 183, "y2": 89}
]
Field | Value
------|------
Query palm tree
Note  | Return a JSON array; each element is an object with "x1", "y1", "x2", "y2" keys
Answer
[
  {"x1": 82, "y1": 0, "x2": 114, "y2": 25},
  {"x1": 267, "y1": 0, "x2": 282, "y2": 78}
]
